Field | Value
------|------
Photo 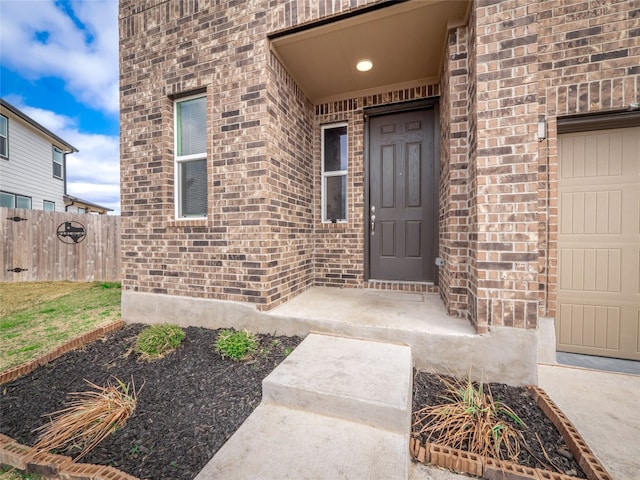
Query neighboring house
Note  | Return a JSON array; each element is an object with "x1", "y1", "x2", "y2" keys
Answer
[
  {"x1": 64, "y1": 194, "x2": 113, "y2": 215},
  {"x1": 119, "y1": 0, "x2": 640, "y2": 369},
  {"x1": 0, "y1": 99, "x2": 112, "y2": 215}
]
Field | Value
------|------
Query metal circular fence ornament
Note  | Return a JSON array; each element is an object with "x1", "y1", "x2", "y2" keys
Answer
[{"x1": 56, "y1": 221, "x2": 87, "y2": 244}]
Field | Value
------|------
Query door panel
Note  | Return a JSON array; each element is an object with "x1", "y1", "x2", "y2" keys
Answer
[
  {"x1": 557, "y1": 126, "x2": 640, "y2": 360},
  {"x1": 369, "y1": 109, "x2": 436, "y2": 281}
]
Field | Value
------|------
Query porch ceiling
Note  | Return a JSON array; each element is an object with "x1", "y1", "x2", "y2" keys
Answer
[{"x1": 270, "y1": 0, "x2": 470, "y2": 105}]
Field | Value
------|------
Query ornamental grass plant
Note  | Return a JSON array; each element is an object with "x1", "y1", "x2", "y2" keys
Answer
[
  {"x1": 28, "y1": 377, "x2": 137, "y2": 462},
  {"x1": 413, "y1": 375, "x2": 525, "y2": 461}
]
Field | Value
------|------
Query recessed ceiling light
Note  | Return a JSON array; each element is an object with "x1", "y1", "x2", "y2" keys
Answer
[{"x1": 356, "y1": 59, "x2": 373, "y2": 72}]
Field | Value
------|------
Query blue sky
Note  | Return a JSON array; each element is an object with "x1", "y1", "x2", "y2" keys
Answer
[{"x1": 0, "y1": 0, "x2": 120, "y2": 213}]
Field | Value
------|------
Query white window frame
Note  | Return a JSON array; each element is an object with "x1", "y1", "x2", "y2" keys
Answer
[
  {"x1": 174, "y1": 94, "x2": 207, "y2": 219},
  {"x1": 321, "y1": 122, "x2": 348, "y2": 223},
  {"x1": 53, "y1": 146, "x2": 63, "y2": 179},
  {"x1": 0, "y1": 114, "x2": 7, "y2": 158},
  {"x1": 43, "y1": 200, "x2": 55, "y2": 211}
]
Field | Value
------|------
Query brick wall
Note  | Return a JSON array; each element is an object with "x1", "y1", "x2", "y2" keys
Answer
[
  {"x1": 438, "y1": 0, "x2": 639, "y2": 331},
  {"x1": 119, "y1": 0, "x2": 401, "y2": 311},
  {"x1": 536, "y1": 0, "x2": 640, "y2": 319},
  {"x1": 120, "y1": 1, "x2": 278, "y2": 307},
  {"x1": 262, "y1": 52, "x2": 315, "y2": 307},
  {"x1": 438, "y1": 26, "x2": 470, "y2": 318},
  {"x1": 119, "y1": 0, "x2": 638, "y2": 327}
]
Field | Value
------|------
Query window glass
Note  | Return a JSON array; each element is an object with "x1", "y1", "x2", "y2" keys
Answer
[
  {"x1": 325, "y1": 175, "x2": 347, "y2": 221},
  {"x1": 16, "y1": 195, "x2": 31, "y2": 209},
  {"x1": 175, "y1": 95, "x2": 207, "y2": 218},
  {"x1": 180, "y1": 159, "x2": 208, "y2": 216},
  {"x1": 322, "y1": 124, "x2": 348, "y2": 222},
  {"x1": 0, "y1": 115, "x2": 7, "y2": 158},
  {"x1": 323, "y1": 126, "x2": 347, "y2": 172},
  {"x1": 1, "y1": 192, "x2": 15, "y2": 208},
  {"x1": 43, "y1": 200, "x2": 55, "y2": 211},
  {"x1": 53, "y1": 147, "x2": 63, "y2": 179},
  {"x1": 177, "y1": 97, "x2": 207, "y2": 157}
]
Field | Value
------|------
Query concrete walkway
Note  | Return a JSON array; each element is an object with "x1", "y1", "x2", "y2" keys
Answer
[
  {"x1": 196, "y1": 334, "x2": 413, "y2": 479},
  {"x1": 538, "y1": 364, "x2": 640, "y2": 480}
]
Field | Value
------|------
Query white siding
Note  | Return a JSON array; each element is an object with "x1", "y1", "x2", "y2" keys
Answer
[{"x1": 0, "y1": 111, "x2": 66, "y2": 211}]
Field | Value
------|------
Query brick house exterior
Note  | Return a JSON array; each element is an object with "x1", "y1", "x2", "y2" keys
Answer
[{"x1": 119, "y1": 1, "x2": 640, "y2": 361}]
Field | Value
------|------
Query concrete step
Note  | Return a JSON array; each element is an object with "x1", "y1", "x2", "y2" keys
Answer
[
  {"x1": 262, "y1": 333, "x2": 412, "y2": 434},
  {"x1": 195, "y1": 403, "x2": 409, "y2": 480}
]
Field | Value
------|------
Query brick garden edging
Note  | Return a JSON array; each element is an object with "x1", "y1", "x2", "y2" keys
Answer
[
  {"x1": 0, "y1": 320, "x2": 124, "y2": 385},
  {"x1": 410, "y1": 385, "x2": 612, "y2": 480},
  {"x1": 0, "y1": 320, "x2": 137, "y2": 479},
  {"x1": 0, "y1": 433, "x2": 137, "y2": 480}
]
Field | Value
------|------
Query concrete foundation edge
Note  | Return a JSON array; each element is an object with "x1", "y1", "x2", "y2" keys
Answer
[{"x1": 122, "y1": 291, "x2": 539, "y2": 385}]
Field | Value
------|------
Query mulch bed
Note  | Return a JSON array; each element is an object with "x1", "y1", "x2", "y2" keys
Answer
[
  {"x1": 412, "y1": 372, "x2": 586, "y2": 478},
  {"x1": 0, "y1": 324, "x2": 302, "y2": 480},
  {"x1": 2, "y1": 325, "x2": 589, "y2": 480}
]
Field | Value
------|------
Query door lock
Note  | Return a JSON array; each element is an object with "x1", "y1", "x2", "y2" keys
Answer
[{"x1": 370, "y1": 205, "x2": 376, "y2": 235}]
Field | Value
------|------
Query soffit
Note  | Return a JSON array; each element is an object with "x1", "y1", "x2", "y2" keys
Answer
[{"x1": 270, "y1": 0, "x2": 470, "y2": 104}]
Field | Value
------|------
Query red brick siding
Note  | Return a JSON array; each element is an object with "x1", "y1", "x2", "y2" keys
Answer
[
  {"x1": 439, "y1": 26, "x2": 470, "y2": 318},
  {"x1": 536, "y1": 0, "x2": 640, "y2": 319}
]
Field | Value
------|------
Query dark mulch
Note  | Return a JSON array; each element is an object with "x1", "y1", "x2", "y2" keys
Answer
[
  {"x1": 412, "y1": 372, "x2": 586, "y2": 478},
  {"x1": 0, "y1": 324, "x2": 302, "y2": 480}
]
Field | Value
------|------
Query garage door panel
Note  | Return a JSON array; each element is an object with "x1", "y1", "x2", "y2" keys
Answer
[
  {"x1": 559, "y1": 248, "x2": 622, "y2": 292},
  {"x1": 558, "y1": 126, "x2": 640, "y2": 360},
  {"x1": 560, "y1": 190, "x2": 622, "y2": 234},
  {"x1": 637, "y1": 309, "x2": 640, "y2": 353},
  {"x1": 558, "y1": 303, "x2": 620, "y2": 350}
]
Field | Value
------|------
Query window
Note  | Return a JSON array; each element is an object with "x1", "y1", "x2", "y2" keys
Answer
[
  {"x1": 77, "y1": 207, "x2": 86, "y2": 214},
  {"x1": 0, "y1": 114, "x2": 7, "y2": 158},
  {"x1": 0, "y1": 192, "x2": 13, "y2": 208},
  {"x1": 175, "y1": 95, "x2": 207, "y2": 218},
  {"x1": 43, "y1": 200, "x2": 55, "y2": 211},
  {"x1": 0, "y1": 191, "x2": 31, "y2": 209},
  {"x1": 321, "y1": 123, "x2": 348, "y2": 222},
  {"x1": 53, "y1": 146, "x2": 63, "y2": 179}
]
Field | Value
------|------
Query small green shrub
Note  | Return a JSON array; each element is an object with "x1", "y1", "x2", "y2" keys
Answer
[
  {"x1": 215, "y1": 329, "x2": 258, "y2": 361},
  {"x1": 99, "y1": 282, "x2": 121, "y2": 289},
  {"x1": 134, "y1": 324, "x2": 185, "y2": 359}
]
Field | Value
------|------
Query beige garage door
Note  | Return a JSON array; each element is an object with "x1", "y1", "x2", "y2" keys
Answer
[{"x1": 557, "y1": 126, "x2": 640, "y2": 360}]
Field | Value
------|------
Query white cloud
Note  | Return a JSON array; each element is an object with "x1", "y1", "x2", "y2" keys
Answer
[
  {"x1": 9, "y1": 99, "x2": 121, "y2": 214},
  {"x1": 0, "y1": 0, "x2": 119, "y2": 113}
]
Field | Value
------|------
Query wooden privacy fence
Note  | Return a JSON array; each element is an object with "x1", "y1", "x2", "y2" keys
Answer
[{"x1": 0, "y1": 207, "x2": 120, "y2": 282}]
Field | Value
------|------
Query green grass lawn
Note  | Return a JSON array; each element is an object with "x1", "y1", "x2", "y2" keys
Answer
[
  {"x1": 0, "y1": 465, "x2": 41, "y2": 479},
  {"x1": 0, "y1": 282, "x2": 121, "y2": 372}
]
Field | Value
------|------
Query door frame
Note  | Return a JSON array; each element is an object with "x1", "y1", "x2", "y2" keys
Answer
[{"x1": 363, "y1": 97, "x2": 440, "y2": 283}]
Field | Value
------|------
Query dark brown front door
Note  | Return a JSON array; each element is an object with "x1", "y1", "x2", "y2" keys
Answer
[{"x1": 368, "y1": 108, "x2": 436, "y2": 281}]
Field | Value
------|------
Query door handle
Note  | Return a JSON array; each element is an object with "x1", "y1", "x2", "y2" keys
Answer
[{"x1": 370, "y1": 205, "x2": 376, "y2": 236}]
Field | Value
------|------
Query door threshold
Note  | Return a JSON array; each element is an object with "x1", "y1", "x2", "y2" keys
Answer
[{"x1": 365, "y1": 279, "x2": 438, "y2": 293}]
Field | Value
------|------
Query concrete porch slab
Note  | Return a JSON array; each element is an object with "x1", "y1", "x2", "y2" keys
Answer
[
  {"x1": 262, "y1": 333, "x2": 412, "y2": 433},
  {"x1": 268, "y1": 287, "x2": 474, "y2": 336}
]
